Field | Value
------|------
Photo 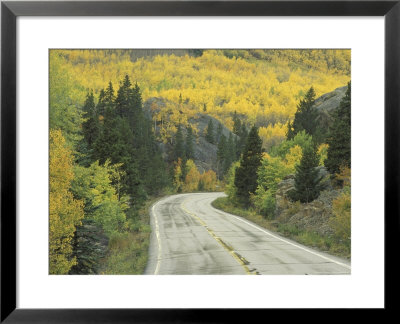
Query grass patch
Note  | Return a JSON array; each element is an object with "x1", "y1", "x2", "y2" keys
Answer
[
  {"x1": 212, "y1": 197, "x2": 271, "y2": 231},
  {"x1": 100, "y1": 196, "x2": 160, "y2": 274},
  {"x1": 212, "y1": 197, "x2": 350, "y2": 259}
]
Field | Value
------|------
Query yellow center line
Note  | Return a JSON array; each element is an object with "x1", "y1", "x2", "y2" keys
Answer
[{"x1": 181, "y1": 202, "x2": 257, "y2": 275}]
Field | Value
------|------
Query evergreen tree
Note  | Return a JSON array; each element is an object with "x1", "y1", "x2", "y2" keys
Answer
[
  {"x1": 288, "y1": 144, "x2": 323, "y2": 203},
  {"x1": 226, "y1": 133, "x2": 236, "y2": 170},
  {"x1": 130, "y1": 82, "x2": 145, "y2": 144},
  {"x1": 205, "y1": 119, "x2": 215, "y2": 144},
  {"x1": 185, "y1": 125, "x2": 195, "y2": 160},
  {"x1": 75, "y1": 90, "x2": 98, "y2": 166},
  {"x1": 82, "y1": 90, "x2": 98, "y2": 146},
  {"x1": 237, "y1": 123, "x2": 248, "y2": 156},
  {"x1": 292, "y1": 86, "x2": 318, "y2": 137},
  {"x1": 234, "y1": 126, "x2": 263, "y2": 206},
  {"x1": 96, "y1": 89, "x2": 106, "y2": 117},
  {"x1": 173, "y1": 125, "x2": 185, "y2": 161},
  {"x1": 232, "y1": 111, "x2": 242, "y2": 136},
  {"x1": 115, "y1": 75, "x2": 132, "y2": 118},
  {"x1": 94, "y1": 90, "x2": 134, "y2": 166},
  {"x1": 325, "y1": 82, "x2": 351, "y2": 175},
  {"x1": 286, "y1": 120, "x2": 295, "y2": 140},
  {"x1": 216, "y1": 123, "x2": 223, "y2": 143},
  {"x1": 217, "y1": 134, "x2": 227, "y2": 178},
  {"x1": 70, "y1": 218, "x2": 107, "y2": 274},
  {"x1": 145, "y1": 147, "x2": 170, "y2": 195},
  {"x1": 234, "y1": 135, "x2": 240, "y2": 159},
  {"x1": 227, "y1": 133, "x2": 235, "y2": 157},
  {"x1": 91, "y1": 77, "x2": 169, "y2": 209},
  {"x1": 217, "y1": 133, "x2": 237, "y2": 178},
  {"x1": 93, "y1": 79, "x2": 146, "y2": 206},
  {"x1": 104, "y1": 81, "x2": 115, "y2": 105}
]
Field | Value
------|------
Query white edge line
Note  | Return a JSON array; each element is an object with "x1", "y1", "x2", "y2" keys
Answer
[
  {"x1": 209, "y1": 198, "x2": 351, "y2": 271},
  {"x1": 152, "y1": 201, "x2": 162, "y2": 275}
]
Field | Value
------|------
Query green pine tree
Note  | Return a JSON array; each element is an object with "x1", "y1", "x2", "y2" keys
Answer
[
  {"x1": 96, "y1": 89, "x2": 106, "y2": 117},
  {"x1": 232, "y1": 111, "x2": 242, "y2": 136},
  {"x1": 292, "y1": 86, "x2": 318, "y2": 137},
  {"x1": 217, "y1": 134, "x2": 227, "y2": 179},
  {"x1": 216, "y1": 123, "x2": 223, "y2": 143},
  {"x1": 288, "y1": 144, "x2": 323, "y2": 203},
  {"x1": 173, "y1": 125, "x2": 185, "y2": 161},
  {"x1": 286, "y1": 120, "x2": 295, "y2": 140},
  {"x1": 76, "y1": 90, "x2": 100, "y2": 165},
  {"x1": 234, "y1": 126, "x2": 263, "y2": 206},
  {"x1": 224, "y1": 133, "x2": 236, "y2": 175},
  {"x1": 234, "y1": 135, "x2": 240, "y2": 159},
  {"x1": 91, "y1": 77, "x2": 170, "y2": 209},
  {"x1": 205, "y1": 119, "x2": 215, "y2": 144},
  {"x1": 237, "y1": 123, "x2": 248, "y2": 156},
  {"x1": 81, "y1": 91, "x2": 98, "y2": 146},
  {"x1": 115, "y1": 75, "x2": 132, "y2": 118},
  {"x1": 325, "y1": 82, "x2": 351, "y2": 175},
  {"x1": 185, "y1": 125, "x2": 195, "y2": 160},
  {"x1": 104, "y1": 81, "x2": 115, "y2": 105}
]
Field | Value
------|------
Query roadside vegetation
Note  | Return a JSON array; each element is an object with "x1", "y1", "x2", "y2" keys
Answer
[
  {"x1": 212, "y1": 84, "x2": 351, "y2": 259},
  {"x1": 99, "y1": 196, "x2": 164, "y2": 274},
  {"x1": 212, "y1": 196, "x2": 350, "y2": 259}
]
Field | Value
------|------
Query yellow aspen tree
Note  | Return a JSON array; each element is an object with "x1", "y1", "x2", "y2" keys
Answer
[
  {"x1": 49, "y1": 129, "x2": 84, "y2": 274},
  {"x1": 317, "y1": 143, "x2": 329, "y2": 166},
  {"x1": 183, "y1": 160, "x2": 201, "y2": 192},
  {"x1": 284, "y1": 145, "x2": 303, "y2": 172},
  {"x1": 200, "y1": 170, "x2": 217, "y2": 191},
  {"x1": 173, "y1": 158, "x2": 184, "y2": 192}
]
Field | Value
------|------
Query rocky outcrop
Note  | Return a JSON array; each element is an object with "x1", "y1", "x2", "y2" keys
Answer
[
  {"x1": 314, "y1": 86, "x2": 348, "y2": 139},
  {"x1": 143, "y1": 97, "x2": 237, "y2": 174},
  {"x1": 314, "y1": 86, "x2": 347, "y2": 113},
  {"x1": 275, "y1": 168, "x2": 342, "y2": 237}
]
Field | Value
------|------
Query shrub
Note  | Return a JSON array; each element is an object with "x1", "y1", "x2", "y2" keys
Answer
[{"x1": 330, "y1": 188, "x2": 351, "y2": 246}]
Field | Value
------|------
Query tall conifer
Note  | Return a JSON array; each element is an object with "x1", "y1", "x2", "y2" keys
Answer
[
  {"x1": 289, "y1": 144, "x2": 323, "y2": 203},
  {"x1": 205, "y1": 119, "x2": 215, "y2": 144},
  {"x1": 173, "y1": 125, "x2": 185, "y2": 161},
  {"x1": 234, "y1": 126, "x2": 262, "y2": 206},
  {"x1": 292, "y1": 86, "x2": 318, "y2": 137},
  {"x1": 217, "y1": 134, "x2": 227, "y2": 178},
  {"x1": 185, "y1": 125, "x2": 195, "y2": 160},
  {"x1": 232, "y1": 111, "x2": 242, "y2": 136},
  {"x1": 325, "y1": 82, "x2": 351, "y2": 175},
  {"x1": 82, "y1": 91, "x2": 97, "y2": 142}
]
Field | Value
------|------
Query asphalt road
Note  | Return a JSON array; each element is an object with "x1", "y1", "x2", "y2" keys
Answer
[{"x1": 145, "y1": 192, "x2": 351, "y2": 275}]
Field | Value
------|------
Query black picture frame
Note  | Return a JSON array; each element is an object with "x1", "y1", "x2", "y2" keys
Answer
[{"x1": 1, "y1": 0, "x2": 398, "y2": 322}]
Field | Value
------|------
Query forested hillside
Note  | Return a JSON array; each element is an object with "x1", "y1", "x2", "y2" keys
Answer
[
  {"x1": 49, "y1": 49, "x2": 351, "y2": 274},
  {"x1": 52, "y1": 49, "x2": 350, "y2": 149}
]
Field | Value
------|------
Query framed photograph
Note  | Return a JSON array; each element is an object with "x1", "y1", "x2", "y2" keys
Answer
[{"x1": 1, "y1": 0, "x2": 398, "y2": 321}]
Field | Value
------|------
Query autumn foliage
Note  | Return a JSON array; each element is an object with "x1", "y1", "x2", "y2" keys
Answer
[
  {"x1": 174, "y1": 158, "x2": 218, "y2": 193},
  {"x1": 49, "y1": 129, "x2": 84, "y2": 274},
  {"x1": 50, "y1": 49, "x2": 350, "y2": 148}
]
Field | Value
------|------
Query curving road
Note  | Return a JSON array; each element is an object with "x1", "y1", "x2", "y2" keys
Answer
[{"x1": 145, "y1": 192, "x2": 351, "y2": 275}]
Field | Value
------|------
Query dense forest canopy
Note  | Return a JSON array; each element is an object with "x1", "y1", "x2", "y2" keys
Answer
[{"x1": 51, "y1": 49, "x2": 350, "y2": 149}]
